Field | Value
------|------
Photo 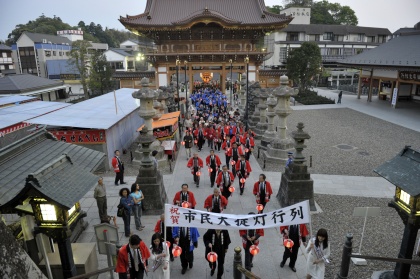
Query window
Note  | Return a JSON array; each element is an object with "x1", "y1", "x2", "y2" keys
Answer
[
  {"x1": 45, "y1": 50, "x2": 51, "y2": 57},
  {"x1": 287, "y1": 32, "x2": 299, "y2": 41},
  {"x1": 0, "y1": 65, "x2": 5, "y2": 70},
  {"x1": 323, "y1": 32, "x2": 333, "y2": 40},
  {"x1": 366, "y1": 36, "x2": 376, "y2": 43},
  {"x1": 40, "y1": 204, "x2": 57, "y2": 221},
  {"x1": 279, "y1": 47, "x2": 288, "y2": 62},
  {"x1": 329, "y1": 48, "x2": 340, "y2": 56},
  {"x1": 2, "y1": 52, "x2": 6, "y2": 58},
  {"x1": 53, "y1": 51, "x2": 56, "y2": 56},
  {"x1": 127, "y1": 61, "x2": 134, "y2": 69},
  {"x1": 59, "y1": 52, "x2": 63, "y2": 56},
  {"x1": 357, "y1": 34, "x2": 365, "y2": 42},
  {"x1": 315, "y1": 35, "x2": 320, "y2": 41}
]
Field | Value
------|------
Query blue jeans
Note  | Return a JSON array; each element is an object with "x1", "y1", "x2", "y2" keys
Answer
[
  {"x1": 132, "y1": 204, "x2": 142, "y2": 229},
  {"x1": 122, "y1": 209, "x2": 131, "y2": 236}
]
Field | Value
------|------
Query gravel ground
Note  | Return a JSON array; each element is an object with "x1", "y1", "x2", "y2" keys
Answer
[
  {"x1": 312, "y1": 194, "x2": 420, "y2": 279},
  {"x1": 254, "y1": 108, "x2": 420, "y2": 176}
]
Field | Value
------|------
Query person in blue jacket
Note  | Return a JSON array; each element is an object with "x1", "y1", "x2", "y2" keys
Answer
[{"x1": 173, "y1": 226, "x2": 200, "y2": 275}]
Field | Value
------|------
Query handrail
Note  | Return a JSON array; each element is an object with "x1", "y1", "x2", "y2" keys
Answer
[
  {"x1": 236, "y1": 264, "x2": 262, "y2": 279},
  {"x1": 68, "y1": 266, "x2": 115, "y2": 279},
  {"x1": 350, "y1": 254, "x2": 420, "y2": 265}
]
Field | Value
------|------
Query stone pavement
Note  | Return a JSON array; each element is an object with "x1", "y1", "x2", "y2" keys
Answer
[{"x1": 76, "y1": 87, "x2": 419, "y2": 278}]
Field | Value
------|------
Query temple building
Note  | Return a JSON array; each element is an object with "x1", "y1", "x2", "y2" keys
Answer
[{"x1": 118, "y1": 0, "x2": 292, "y2": 90}]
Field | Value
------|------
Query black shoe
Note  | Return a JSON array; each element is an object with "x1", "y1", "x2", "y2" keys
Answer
[
  {"x1": 211, "y1": 269, "x2": 215, "y2": 276},
  {"x1": 211, "y1": 184, "x2": 214, "y2": 188},
  {"x1": 290, "y1": 266, "x2": 296, "y2": 272},
  {"x1": 189, "y1": 262, "x2": 193, "y2": 269},
  {"x1": 240, "y1": 192, "x2": 243, "y2": 195},
  {"x1": 250, "y1": 263, "x2": 253, "y2": 267},
  {"x1": 115, "y1": 183, "x2": 119, "y2": 186},
  {"x1": 196, "y1": 184, "x2": 199, "y2": 187},
  {"x1": 170, "y1": 256, "x2": 174, "y2": 262},
  {"x1": 181, "y1": 268, "x2": 187, "y2": 274},
  {"x1": 121, "y1": 182, "x2": 127, "y2": 184},
  {"x1": 280, "y1": 262, "x2": 285, "y2": 268}
]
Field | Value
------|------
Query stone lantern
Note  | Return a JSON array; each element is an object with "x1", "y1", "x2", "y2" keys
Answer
[
  {"x1": 263, "y1": 75, "x2": 298, "y2": 164},
  {"x1": 248, "y1": 82, "x2": 261, "y2": 130},
  {"x1": 254, "y1": 88, "x2": 269, "y2": 139},
  {"x1": 132, "y1": 77, "x2": 159, "y2": 136},
  {"x1": 239, "y1": 73, "x2": 247, "y2": 113},
  {"x1": 373, "y1": 146, "x2": 420, "y2": 279},
  {"x1": 260, "y1": 92, "x2": 277, "y2": 149}
]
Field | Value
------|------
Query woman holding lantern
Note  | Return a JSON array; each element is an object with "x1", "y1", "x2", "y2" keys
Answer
[
  {"x1": 203, "y1": 229, "x2": 231, "y2": 279},
  {"x1": 306, "y1": 228, "x2": 330, "y2": 279}
]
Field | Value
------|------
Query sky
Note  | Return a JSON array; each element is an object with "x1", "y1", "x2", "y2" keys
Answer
[{"x1": 0, "y1": 0, "x2": 419, "y2": 42}]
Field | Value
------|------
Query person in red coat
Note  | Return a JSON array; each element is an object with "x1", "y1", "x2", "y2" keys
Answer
[
  {"x1": 214, "y1": 129, "x2": 222, "y2": 152},
  {"x1": 252, "y1": 174, "x2": 273, "y2": 213},
  {"x1": 206, "y1": 149, "x2": 222, "y2": 188},
  {"x1": 227, "y1": 142, "x2": 244, "y2": 177},
  {"x1": 241, "y1": 133, "x2": 255, "y2": 161},
  {"x1": 173, "y1": 183, "x2": 197, "y2": 209},
  {"x1": 239, "y1": 212, "x2": 264, "y2": 272},
  {"x1": 280, "y1": 224, "x2": 309, "y2": 272},
  {"x1": 204, "y1": 187, "x2": 228, "y2": 213},
  {"x1": 221, "y1": 135, "x2": 233, "y2": 170},
  {"x1": 206, "y1": 126, "x2": 215, "y2": 149},
  {"x1": 235, "y1": 154, "x2": 252, "y2": 195},
  {"x1": 216, "y1": 165, "x2": 235, "y2": 200},
  {"x1": 112, "y1": 150, "x2": 126, "y2": 186},
  {"x1": 187, "y1": 153, "x2": 204, "y2": 187},
  {"x1": 116, "y1": 234, "x2": 151, "y2": 279}
]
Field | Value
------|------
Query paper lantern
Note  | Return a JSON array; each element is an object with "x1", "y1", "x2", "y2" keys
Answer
[
  {"x1": 230, "y1": 160, "x2": 236, "y2": 165},
  {"x1": 240, "y1": 178, "x2": 246, "y2": 183},
  {"x1": 256, "y1": 204, "x2": 264, "y2": 211},
  {"x1": 181, "y1": 201, "x2": 190, "y2": 208},
  {"x1": 196, "y1": 171, "x2": 202, "y2": 176},
  {"x1": 283, "y1": 239, "x2": 294, "y2": 249},
  {"x1": 181, "y1": 141, "x2": 185, "y2": 146},
  {"x1": 207, "y1": 252, "x2": 218, "y2": 263},
  {"x1": 245, "y1": 148, "x2": 249, "y2": 153},
  {"x1": 249, "y1": 245, "x2": 260, "y2": 256},
  {"x1": 229, "y1": 186, "x2": 235, "y2": 193},
  {"x1": 172, "y1": 245, "x2": 182, "y2": 257},
  {"x1": 166, "y1": 241, "x2": 171, "y2": 248},
  {"x1": 208, "y1": 167, "x2": 213, "y2": 173},
  {"x1": 194, "y1": 139, "x2": 198, "y2": 144}
]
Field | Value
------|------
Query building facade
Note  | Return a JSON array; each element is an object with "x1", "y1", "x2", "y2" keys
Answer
[
  {"x1": 119, "y1": 0, "x2": 292, "y2": 91},
  {"x1": 0, "y1": 44, "x2": 16, "y2": 76}
]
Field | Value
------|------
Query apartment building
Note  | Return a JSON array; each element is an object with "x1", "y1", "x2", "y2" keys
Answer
[{"x1": 0, "y1": 44, "x2": 15, "y2": 76}]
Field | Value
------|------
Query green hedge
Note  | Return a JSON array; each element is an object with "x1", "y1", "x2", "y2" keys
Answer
[{"x1": 294, "y1": 89, "x2": 335, "y2": 105}]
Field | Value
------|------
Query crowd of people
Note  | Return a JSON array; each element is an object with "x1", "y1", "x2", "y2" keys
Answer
[{"x1": 99, "y1": 86, "x2": 330, "y2": 279}]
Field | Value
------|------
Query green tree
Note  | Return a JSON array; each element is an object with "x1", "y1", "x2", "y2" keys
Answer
[
  {"x1": 286, "y1": 42, "x2": 322, "y2": 92},
  {"x1": 68, "y1": 40, "x2": 92, "y2": 99},
  {"x1": 266, "y1": 5, "x2": 283, "y2": 14},
  {"x1": 88, "y1": 51, "x2": 113, "y2": 95},
  {"x1": 283, "y1": 0, "x2": 313, "y2": 8},
  {"x1": 311, "y1": 0, "x2": 358, "y2": 25}
]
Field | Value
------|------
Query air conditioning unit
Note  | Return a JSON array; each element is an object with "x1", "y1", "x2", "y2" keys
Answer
[{"x1": 42, "y1": 39, "x2": 47, "y2": 43}]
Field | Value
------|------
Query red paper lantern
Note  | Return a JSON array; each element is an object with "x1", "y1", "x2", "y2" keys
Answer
[
  {"x1": 172, "y1": 245, "x2": 182, "y2": 257},
  {"x1": 181, "y1": 201, "x2": 190, "y2": 208},
  {"x1": 196, "y1": 171, "x2": 202, "y2": 176},
  {"x1": 166, "y1": 241, "x2": 171, "y2": 248},
  {"x1": 240, "y1": 178, "x2": 246, "y2": 183},
  {"x1": 283, "y1": 239, "x2": 294, "y2": 249},
  {"x1": 208, "y1": 167, "x2": 213, "y2": 173},
  {"x1": 207, "y1": 252, "x2": 218, "y2": 263},
  {"x1": 245, "y1": 148, "x2": 249, "y2": 153},
  {"x1": 229, "y1": 186, "x2": 235, "y2": 193},
  {"x1": 256, "y1": 204, "x2": 264, "y2": 211},
  {"x1": 249, "y1": 245, "x2": 260, "y2": 256},
  {"x1": 230, "y1": 160, "x2": 236, "y2": 165},
  {"x1": 181, "y1": 141, "x2": 185, "y2": 146},
  {"x1": 194, "y1": 139, "x2": 198, "y2": 144}
]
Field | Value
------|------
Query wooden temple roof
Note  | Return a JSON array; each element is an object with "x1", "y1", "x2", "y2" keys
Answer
[{"x1": 119, "y1": 0, "x2": 292, "y2": 31}]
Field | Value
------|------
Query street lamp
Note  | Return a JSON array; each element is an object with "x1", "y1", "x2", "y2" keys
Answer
[
  {"x1": 229, "y1": 59, "x2": 233, "y2": 105},
  {"x1": 244, "y1": 56, "x2": 250, "y2": 131},
  {"x1": 184, "y1": 60, "x2": 188, "y2": 109},
  {"x1": 262, "y1": 48, "x2": 266, "y2": 69},
  {"x1": 176, "y1": 59, "x2": 181, "y2": 131}
]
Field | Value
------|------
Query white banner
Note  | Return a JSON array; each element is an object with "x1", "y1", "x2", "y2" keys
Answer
[{"x1": 164, "y1": 200, "x2": 311, "y2": 230}]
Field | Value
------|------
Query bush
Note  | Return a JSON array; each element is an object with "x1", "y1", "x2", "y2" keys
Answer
[{"x1": 294, "y1": 89, "x2": 335, "y2": 105}]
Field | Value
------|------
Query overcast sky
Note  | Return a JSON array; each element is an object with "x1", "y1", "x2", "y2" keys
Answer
[{"x1": 1, "y1": 0, "x2": 419, "y2": 42}]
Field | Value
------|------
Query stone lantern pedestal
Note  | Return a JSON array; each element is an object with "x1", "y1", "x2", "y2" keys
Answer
[
  {"x1": 263, "y1": 75, "x2": 298, "y2": 165},
  {"x1": 260, "y1": 93, "x2": 277, "y2": 149},
  {"x1": 239, "y1": 73, "x2": 247, "y2": 114},
  {"x1": 135, "y1": 127, "x2": 167, "y2": 215},
  {"x1": 277, "y1": 122, "x2": 316, "y2": 211},
  {"x1": 254, "y1": 88, "x2": 269, "y2": 139},
  {"x1": 248, "y1": 83, "x2": 261, "y2": 130}
]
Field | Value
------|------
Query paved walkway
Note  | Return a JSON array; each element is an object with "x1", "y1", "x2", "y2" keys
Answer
[{"x1": 77, "y1": 87, "x2": 418, "y2": 279}]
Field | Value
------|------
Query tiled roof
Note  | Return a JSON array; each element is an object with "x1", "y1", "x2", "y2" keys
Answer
[
  {"x1": 119, "y1": 0, "x2": 292, "y2": 28},
  {"x1": 340, "y1": 33, "x2": 420, "y2": 68},
  {"x1": 374, "y1": 146, "x2": 420, "y2": 196},
  {"x1": 0, "y1": 44, "x2": 12, "y2": 51},
  {"x1": 281, "y1": 24, "x2": 391, "y2": 36},
  {"x1": 112, "y1": 71, "x2": 155, "y2": 79},
  {"x1": 109, "y1": 48, "x2": 133, "y2": 57},
  {"x1": 0, "y1": 130, "x2": 105, "y2": 210},
  {"x1": 259, "y1": 69, "x2": 286, "y2": 76},
  {"x1": 0, "y1": 74, "x2": 64, "y2": 94},
  {"x1": 22, "y1": 32, "x2": 72, "y2": 45}
]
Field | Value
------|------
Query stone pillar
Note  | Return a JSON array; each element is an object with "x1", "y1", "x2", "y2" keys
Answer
[
  {"x1": 254, "y1": 88, "x2": 269, "y2": 139},
  {"x1": 135, "y1": 127, "x2": 167, "y2": 215},
  {"x1": 248, "y1": 83, "x2": 261, "y2": 130},
  {"x1": 263, "y1": 75, "x2": 298, "y2": 164},
  {"x1": 132, "y1": 77, "x2": 159, "y2": 136},
  {"x1": 277, "y1": 122, "x2": 316, "y2": 211},
  {"x1": 260, "y1": 93, "x2": 277, "y2": 149}
]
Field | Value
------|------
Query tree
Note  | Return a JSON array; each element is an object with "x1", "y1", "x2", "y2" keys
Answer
[
  {"x1": 283, "y1": 0, "x2": 313, "y2": 8},
  {"x1": 311, "y1": 0, "x2": 358, "y2": 25},
  {"x1": 88, "y1": 51, "x2": 113, "y2": 95},
  {"x1": 68, "y1": 40, "x2": 92, "y2": 99},
  {"x1": 286, "y1": 42, "x2": 322, "y2": 92},
  {"x1": 266, "y1": 5, "x2": 283, "y2": 14}
]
